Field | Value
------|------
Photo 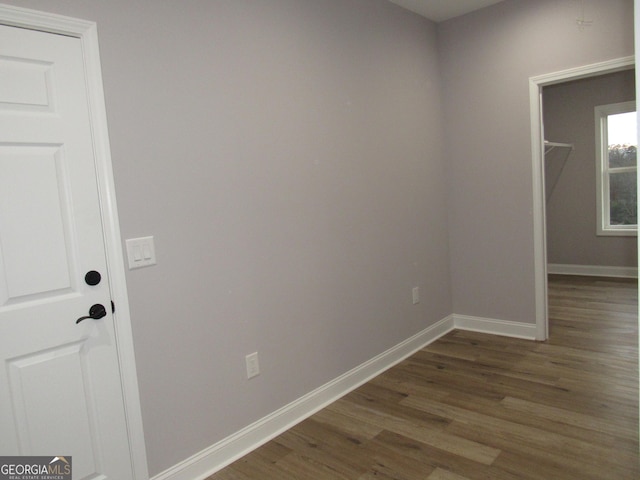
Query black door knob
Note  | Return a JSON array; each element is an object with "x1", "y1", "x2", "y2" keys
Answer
[
  {"x1": 85, "y1": 270, "x2": 102, "y2": 286},
  {"x1": 76, "y1": 304, "x2": 107, "y2": 324}
]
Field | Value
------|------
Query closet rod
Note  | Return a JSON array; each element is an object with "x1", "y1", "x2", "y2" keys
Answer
[{"x1": 544, "y1": 140, "x2": 574, "y2": 154}]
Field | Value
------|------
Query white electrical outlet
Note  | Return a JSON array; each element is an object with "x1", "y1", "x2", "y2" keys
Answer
[
  {"x1": 412, "y1": 287, "x2": 420, "y2": 305},
  {"x1": 245, "y1": 352, "x2": 260, "y2": 379}
]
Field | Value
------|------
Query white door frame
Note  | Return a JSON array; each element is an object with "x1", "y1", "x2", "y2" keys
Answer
[
  {"x1": 0, "y1": 4, "x2": 149, "y2": 479},
  {"x1": 529, "y1": 55, "x2": 635, "y2": 341}
]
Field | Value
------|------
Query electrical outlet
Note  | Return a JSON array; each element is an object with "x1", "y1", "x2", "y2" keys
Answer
[
  {"x1": 412, "y1": 287, "x2": 420, "y2": 305},
  {"x1": 245, "y1": 352, "x2": 260, "y2": 379}
]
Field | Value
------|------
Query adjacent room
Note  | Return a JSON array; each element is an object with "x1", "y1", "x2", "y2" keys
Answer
[{"x1": 0, "y1": 0, "x2": 637, "y2": 479}]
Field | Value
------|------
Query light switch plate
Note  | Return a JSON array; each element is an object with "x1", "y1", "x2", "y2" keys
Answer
[
  {"x1": 245, "y1": 352, "x2": 260, "y2": 379},
  {"x1": 126, "y1": 236, "x2": 157, "y2": 269}
]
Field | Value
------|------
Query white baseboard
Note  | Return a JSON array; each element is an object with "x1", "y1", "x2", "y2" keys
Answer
[
  {"x1": 151, "y1": 313, "x2": 541, "y2": 480},
  {"x1": 453, "y1": 314, "x2": 538, "y2": 340},
  {"x1": 547, "y1": 263, "x2": 638, "y2": 278},
  {"x1": 151, "y1": 315, "x2": 456, "y2": 480}
]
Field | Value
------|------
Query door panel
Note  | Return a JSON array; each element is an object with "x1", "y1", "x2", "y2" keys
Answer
[
  {"x1": 7, "y1": 342, "x2": 98, "y2": 476},
  {"x1": 0, "y1": 25, "x2": 134, "y2": 480},
  {"x1": 0, "y1": 145, "x2": 73, "y2": 302},
  {"x1": 0, "y1": 55, "x2": 53, "y2": 111}
]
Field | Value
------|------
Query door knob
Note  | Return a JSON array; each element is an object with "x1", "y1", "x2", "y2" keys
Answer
[
  {"x1": 85, "y1": 270, "x2": 102, "y2": 286},
  {"x1": 76, "y1": 304, "x2": 107, "y2": 324}
]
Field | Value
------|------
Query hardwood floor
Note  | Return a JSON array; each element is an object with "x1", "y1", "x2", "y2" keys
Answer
[{"x1": 208, "y1": 275, "x2": 639, "y2": 479}]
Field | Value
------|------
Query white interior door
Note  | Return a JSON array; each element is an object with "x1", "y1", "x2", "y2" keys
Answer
[{"x1": 0, "y1": 24, "x2": 135, "y2": 480}]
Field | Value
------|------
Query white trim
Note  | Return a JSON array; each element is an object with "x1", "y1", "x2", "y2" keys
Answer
[
  {"x1": 0, "y1": 4, "x2": 149, "y2": 480},
  {"x1": 453, "y1": 314, "x2": 538, "y2": 341},
  {"x1": 530, "y1": 78, "x2": 549, "y2": 341},
  {"x1": 529, "y1": 56, "x2": 635, "y2": 342},
  {"x1": 547, "y1": 263, "x2": 638, "y2": 278},
  {"x1": 151, "y1": 316, "x2": 456, "y2": 480}
]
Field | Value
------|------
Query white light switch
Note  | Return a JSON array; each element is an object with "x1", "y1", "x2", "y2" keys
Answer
[
  {"x1": 126, "y1": 236, "x2": 156, "y2": 269},
  {"x1": 245, "y1": 352, "x2": 260, "y2": 379},
  {"x1": 412, "y1": 287, "x2": 420, "y2": 305}
]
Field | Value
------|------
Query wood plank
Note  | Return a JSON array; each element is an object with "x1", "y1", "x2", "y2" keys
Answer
[
  {"x1": 327, "y1": 399, "x2": 501, "y2": 465},
  {"x1": 427, "y1": 468, "x2": 472, "y2": 480},
  {"x1": 368, "y1": 430, "x2": 520, "y2": 480},
  {"x1": 500, "y1": 395, "x2": 638, "y2": 440}
]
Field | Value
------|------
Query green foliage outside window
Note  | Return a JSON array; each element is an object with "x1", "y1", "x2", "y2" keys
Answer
[{"x1": 608, "y1": 144, "x2": 637, "y2": 226}]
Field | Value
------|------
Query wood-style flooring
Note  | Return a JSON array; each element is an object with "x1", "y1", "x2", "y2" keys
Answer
[{"x1": 208, "y1": 275, "x2": 639, "y2": 479}]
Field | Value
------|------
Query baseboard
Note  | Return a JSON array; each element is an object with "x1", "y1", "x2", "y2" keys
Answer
[
  {"x1": 547, "y1": 263, "x2": 638, "y2": 278},
  {"x1": 151, "y1": 313, "x2": 541, "y2": 480},
  {"x1": 453, "y1": 314, "x2": 538, "y2": 340},
  {"x1": 151, "y1": 315, "x2": 455, "y2": 480}
]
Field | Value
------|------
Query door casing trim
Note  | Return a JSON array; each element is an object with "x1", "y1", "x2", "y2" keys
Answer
[{"x1": 0, "y1": 4, "x2": 149, "y2": 479}]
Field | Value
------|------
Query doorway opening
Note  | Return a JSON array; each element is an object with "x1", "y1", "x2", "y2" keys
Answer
[{"x1": 529, "y1": 56, "x2": 636, "y2": 340}]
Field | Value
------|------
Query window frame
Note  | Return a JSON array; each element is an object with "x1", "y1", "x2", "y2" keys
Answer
[{"x1": 594, "y1": 100, "x2": 637, "y2": 236}]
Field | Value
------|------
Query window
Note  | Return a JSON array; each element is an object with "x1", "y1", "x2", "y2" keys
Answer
[{"x1": 595, "y1": 101, "x2": 637, "y2": 236}]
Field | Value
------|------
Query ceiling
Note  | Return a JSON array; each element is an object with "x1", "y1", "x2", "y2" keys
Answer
[{"x1": 388, "y1": 0, "x2": 506, "y2": 22}]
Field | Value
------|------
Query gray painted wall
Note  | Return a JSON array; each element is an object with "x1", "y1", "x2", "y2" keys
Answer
[
  {"x1": 2, "y1": 0, "x2": 635, "y2": 476},
  {"x1": 544, "y1": 70, "x2": 637, "y2": 268},
  {"x1": 438, "y1": 0, "x2": 634, "y2": 323},
  {"x1": 3, "y1": 0, "x2": 451, "y2": 475}
]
